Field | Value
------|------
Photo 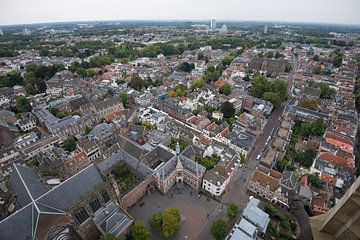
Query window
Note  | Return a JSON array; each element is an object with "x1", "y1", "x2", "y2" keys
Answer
[
  {"x1": 90, "y1": 197, "x2": 102, "y2": 212},
  {"x1": 75, "y1": 207, "x2": 89, "y2": 224},
  {"x1": 101, "y1": 190, "x2": 110, "y2": 203}
]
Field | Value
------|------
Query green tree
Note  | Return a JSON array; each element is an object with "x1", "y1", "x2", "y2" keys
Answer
[
  {"x1": 162, "y1": 208, "x2": 181, "y2": 240},
  {"x1": 25, "y1": 83, "x2": 36, "y2": 95},
  {"x1": 264, "y1": 204, "x2": 276, "y2": 218},
  {"x1": 142, "y1": 120, "x2": 155, "y2": 130},
  {"x1": 210, "y1": 219, "x2": 227, "y2": 240},
  {"x1": 251, "y1": 75, "x2": 270, "y2": 98},
  {"x1": 219, "y1": 83, "x2": 232, "y2": 96},
  {"x1": 221, "y1": 101, "x2": 235, "y2": 119},
  {"x1": 63, "y1": 136, "x2": 77, "y2": 152},
  {"x1": 16, "y1": 96, "x2": 32, "y2": 112},
  {"x1": 307, "y1": 174, "x2": 322, "y2": 188},
  {"x1": 227, "y1": 203, "x2": 239, "y2": 220},
  {"x1": 100, "y1": 234, "x2": 120, "y2": 240},
  {"x1": 177, "y1": 62, "x2": 195, "y2": 73},
  {"x1": 119, "y1": 92, "x2": 129, "y2": 107},
  {"x1": 262, "y1": 92, "x2": 281, "y2": 107},
  {"x1": 130, "y1": 74, "x2": 143, "y2": 91},
  {"x1": 131, "y1": 222, "x2": 151, "y2": 240},
  {"x1": 149, "y1": 212, "x2": 163, "y2": 232}
]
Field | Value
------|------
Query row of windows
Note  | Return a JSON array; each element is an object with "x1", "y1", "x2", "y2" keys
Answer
[{"x1": 74, "y1": 190, "x2": 110, "y2": 224}]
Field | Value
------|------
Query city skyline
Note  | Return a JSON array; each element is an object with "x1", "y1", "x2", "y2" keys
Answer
[{"x1": 0, "y1": 0, "x2": 360, "y2": 25}]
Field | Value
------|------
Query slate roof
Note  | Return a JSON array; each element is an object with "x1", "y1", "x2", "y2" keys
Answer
[
  {"x1": 99, "y1": 143, "x2": 154, "y2": 178},
  {"x1": 93, "y1": 201, "x2": 132, "y2": 236},
  {"x1": 89, "y1": 123, "x2": 115, "y2": 140},
  {"x1": 243, "y1": 198, "x2": 270, "y2": 233},
  {"x1": 0, "y1": 164, "x2": 110, "y2": 240},
  {"x1": 9, "y1": 164, "x2": 48, "y2": 207}
]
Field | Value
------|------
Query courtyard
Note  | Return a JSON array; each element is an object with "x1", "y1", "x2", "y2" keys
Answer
[{"x1": 129, "y1": 183, "x2": 227, "y2": 240}]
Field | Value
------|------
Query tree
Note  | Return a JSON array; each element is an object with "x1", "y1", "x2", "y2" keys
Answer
[
  {"x1": 227, "y1": 203, "x2": 239, "y2": 220},
  {"x1": 131, "y1": 222, "x2": 151, "y2": 240},
  {"x1": 0, "y1": 70, "x2": 24, "y2": 87},
  {"x1": 25, "y1": 83, "x2": 36, "y2": 95},
  {"x1": 300, "y1": 99, "x2": 318, "y2": 111},
  {"x1": 149, "y1": 212, "x2": 163, "y2": 232},
  {"x1": 63, "y1": 136, "x2": 77, "y2": 152},
  {"x1": 221, "y1": 101, "x2": 235, "y2": 119},
  {"x1": 119, "y1": 92, "x2": 129, "y2": 107},
  {"x1": 100, "y1": 234, "x2": 120, "y2": 240},
  {"x1": 307, "y1": 173, "x2": 322, "y2": 188},
  {"x1": 177, "y1": 62, "x2": 195, "y2": 73},
  {"x1": 35, "y1": 79, "x2": 47, "y2": 93},
  {"x1": 262, "y1": 92, "x2": 281, "y2": 107},
  {"x1": 142, "y1": 120, "x2": 155, "y2": 130},
  {"x1": 130, "y1": 74, "x2": 143, "y2": 91},
  {"x1": 219, "y1": 83, "x2": 232, "y2": 96},
  {"x1": 251, "y1": 75, "x2": 270, "y2": 98},
  {"x1": 16, "y1": 96, "x2": 32, "y2": 113},
  {"x1": 264, "y1": 204, "x2": 276, "y2": 218},
  {"x1": 162, "y1": 208, "x2": 181, "y2": 240},
  {"x1": 210, "y1": 219, "x2": 227, "y2": 240}
]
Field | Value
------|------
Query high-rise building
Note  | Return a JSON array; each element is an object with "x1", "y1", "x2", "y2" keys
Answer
[
  {"x1": 264, "y1": 25, "x2": 268, "y2": 34},
  {"x1": 310, "y1": 176, "x2": 360, "y2": 239},
  {"x1": 210, "y1": 19, "x2": 216, "y2": 29}
]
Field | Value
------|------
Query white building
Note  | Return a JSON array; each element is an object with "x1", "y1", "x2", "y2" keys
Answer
[
  {"x1": 16, "y1": 113, "x2": 36, "y2": 132},
  {"x1": 210, "y1": 19, "x2": 217, "y2": 29}
]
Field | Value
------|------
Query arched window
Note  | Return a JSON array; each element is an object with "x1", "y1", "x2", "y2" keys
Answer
[
  {"x1": 75, "y1": 207, "x2": 89, "y2": 224},
  {"x1": 90, "y1": 197, "x2": 102, "y2": 212},
  {"x1": 101, "y1": 190, "x2": 110, "y2": 203}
]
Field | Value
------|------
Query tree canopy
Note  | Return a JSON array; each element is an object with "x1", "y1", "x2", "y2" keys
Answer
[
  {"x1": 63, "y1": 136, "x2": 77, "y2": 152},
  {"x1": 227, "y1": 203, "x2": 239, "y2": 220},
  {"x1": 219, "y1": 83, "x2": 232, "y2": 96},
  {"x1": 16, "y1": 96, "x2": 32, "y2": 113},
  {"x1": 131, "y1": 222, "x2": 151, "y2": 240},
  {"x1": 221, "y1": 101, "x2": 235, "y2": 119},
  {"x1": 251, "y1": 75, "x2": 288, "y2": 107},
  {"x1": 210, "y1": 219, "x2": 227, "y2": 240},
  {"x1": 177, "y1": 62, "x2": 195, "y2": 73},
  {"x1": 0, "y1": 70, "x2": 24, "y2": 87},
  {"x1": 162, "y1": 208, "x2": 181, "y2": 240},
  {"x1": 149, "y1": 208, "x2": 181, "y2": 240}
]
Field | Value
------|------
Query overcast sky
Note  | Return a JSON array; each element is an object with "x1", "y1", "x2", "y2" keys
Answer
[{"x1": 0, "y1": 0, "x2": 359, "y2": 25}]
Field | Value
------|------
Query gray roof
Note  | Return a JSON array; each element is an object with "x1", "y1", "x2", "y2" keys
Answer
[
  {"x1": 99, "y1": 144, "x2": 154, "y2": 178},
  {"x1": 242, "y1": 198, "x2": 270, "y2": 233},
  {"x1": 93, "y1": 201, "x2": 132, "y2": 236},
  {"x1": 0, "y1": 164, "x2": 106, "y2": 240},
  {"x1": 144, "y1": 145, "x2": 175, "y2": 169},
  {"x1": 203, "y1": 170, "x2": 227, "y2": 185},
  {"x1": 238, "y1": 218, "x2": 257, "y2": 237},
  {"x1": 229, "y1": 228, "x2": 253, "y2": 240},
  {"x1": 10, "y1": 164, "x2": 48, "y2": 207},
  {"x1": 36, "y1": 164, "x2": 104, "y2": 211},
  {"x1": 116, "y1": 135, "x2": 147, "y2": 160},
  {"x1": 89, "y1": 122, "x2": 115, "y2": 140},
  {"x1": 229, "y1": 128, "x2": 256, "y2": 150}
]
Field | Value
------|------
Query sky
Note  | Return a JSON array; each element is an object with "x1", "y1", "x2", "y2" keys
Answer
[{"x1": 0, "y1": 0, "x2": 360, "y2": 25}]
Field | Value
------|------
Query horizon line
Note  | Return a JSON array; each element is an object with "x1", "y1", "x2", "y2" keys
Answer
[{"x1": 1, "y1": 18, "x2": 360, "y2": 28}]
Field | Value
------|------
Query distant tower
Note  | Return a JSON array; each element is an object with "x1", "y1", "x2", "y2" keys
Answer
[
  {"x1": 0, "y1": 29, "x2": 3, "y2": 36},
  {"x1": 264, "y1": 25, "x2": 268, "y2": 34},
  {"x1": 210, "y1": 19, "x2": 216, "y2": 29}
]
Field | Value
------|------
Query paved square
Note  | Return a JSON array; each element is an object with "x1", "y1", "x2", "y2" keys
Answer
[{"x1": 129, "y1": 184, "x2": 226, "y2": 240}]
